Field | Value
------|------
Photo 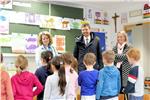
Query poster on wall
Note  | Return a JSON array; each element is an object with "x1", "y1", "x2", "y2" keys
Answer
[
  {"x1": 84, "y1": 8, "x2": 94, "y2": 24},
  {"x1": 40, "y1": 15, "x2": 58, "y2": 29},
  {"x1": 24, "y1": 13, "x2": 41, "y2": 25},
  {"x1": 121, "y1": 12, "x2": 128, "y2": 24},
  {"x1": 143, "y1": 3, "x2": 150, "y2": 19},
  {"x1": 25, "y1": 34, "x2": 38, "y2": 53},
  {"x1": 94, "y1": 11, "x2": 102, "y2": 24},
  {"x1": 54, "y1": 35, "x2": 65, "y2": 53},
  {"x1": 103, "y1": 11, "x2": 109, "y2": 25},
  {"x1": 11, "y1": 33, "x2": 27, "y2": 53},
  {"x1": 9, "y1": 11, "x2": 41, "y2": 25},
  {"x1": 61, "y1": 18, "x2": 71, "y2": 30},
  {"x1": 0, "y1": 10, "x2": 9, "y2": 34},
  {"x1": 54, "y1": 17, "x2": 63, "y2": 30},
  {"x1": 0, "y1": 0, "x2": 12, "y2": 9},
  {"x1": 9, "y1": 12, "x2": 25, "y2": 24},
  {"x1": 94, "y1": 11, "x2": 109, "y2": 25},
  {"x1": 0, "y1": 34, "x2": 11, "y2": 46},
  {"x1": 71, "y1": 19, "x2": 81, "y2": 29}
]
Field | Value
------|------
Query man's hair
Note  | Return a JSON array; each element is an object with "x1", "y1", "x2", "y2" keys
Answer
[
  {"x1": 102, "y1": 50, "x2": 115, "y2": 63},
  {"x1": 83, "y1": 53, "x2": 96, "y2": 65},
  {"x1": 81, "y1": 23, "x2": 90, "y2": 29},
  {"x1": 127, "y1": 48, "x2": 141, "y2": 61}
]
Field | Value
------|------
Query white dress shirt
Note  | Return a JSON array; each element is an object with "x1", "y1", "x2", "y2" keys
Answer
[{"x1": 84, "y1": 36, "x2": 91, "y2": 45}]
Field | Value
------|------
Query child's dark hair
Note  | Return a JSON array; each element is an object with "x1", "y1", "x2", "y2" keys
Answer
[
  {"x1": 51, "y1": 56, "x2": 66, "y2": 95},
  {"x1": 61, "y1": 53, "x2": 74, "y2": 73},
  {"x1": 41, "y1": 50, "x2": 53, "y2": 70},
  {"x1": 0, "y1": 53, "x2": 3, "y2": 63}
]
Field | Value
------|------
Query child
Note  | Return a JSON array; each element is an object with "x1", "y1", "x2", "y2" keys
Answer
[
  {"x1": 78, "y1": 53, "x2": 99, "y2": 100},
  {"x1": 35, "y1": 50, "x2": 53, "y2": 100},
  {"x1": 11, "y1": 55, "x2": 43, "y2": 100},
  {"x1": 61, "y1": 53, "x2": 78, "y2": 100},
  {"x1": 124, "y1": 48, "x2": 144, "y2": 100},
  {"x1": 96, "y1": 50, "x2": 121, "y2": 100},
  {"x1": 44, "y1": 56, "x2": 67, "y2": 100},
  {"x1": 0, "y1": 53, "x2": 14, "y2": 100}
]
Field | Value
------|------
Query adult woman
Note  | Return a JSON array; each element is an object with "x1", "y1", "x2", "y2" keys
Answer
[
  {"x1": 35, "y1": 31, "x2": 58, "y2": 67},
  {"x1": 113, "y1": 31, "x2": 132, "y2": 91}
]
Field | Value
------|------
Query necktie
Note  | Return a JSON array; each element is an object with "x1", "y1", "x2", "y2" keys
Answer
[{"x1": 86, "y1": 38, "x2": 89, "y2": 45}]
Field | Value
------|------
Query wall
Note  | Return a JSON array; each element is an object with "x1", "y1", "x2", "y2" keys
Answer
[
  {"x1": 107, "y1": 2, "x2": 149, "y2": 47},
  {"x1": 57, "y1": 1, "x2": 150, "y2": 77},
  {"x1": 50, "y1": 4, "x2": 83, "y2": 52},
  {"x1": 1, "y1": 1, "x2": 49, "y2": 53}
]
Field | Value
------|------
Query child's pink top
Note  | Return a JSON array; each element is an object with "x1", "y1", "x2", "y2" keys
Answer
[
  {"x1": 11, "y1": 71, "x2": 43, "y2": 100},
  {"x1": 0, "y1": 70, "x2": 14, "y2": 100},
  {"x1": 65, "y1": 66, "x2": 78, "y2": 99}
]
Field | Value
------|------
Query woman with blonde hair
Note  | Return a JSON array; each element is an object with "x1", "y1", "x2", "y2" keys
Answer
[
  {"x1": 35, "y1": 31, "x2": 58, "y2": 67},
  {"x1": 113, "y1": 31, "x2": 132, "y2": 98}
]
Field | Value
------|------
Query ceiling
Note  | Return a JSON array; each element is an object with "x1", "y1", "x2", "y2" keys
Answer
[{"x1": 14, "y1": 0, "x2": 149, "y2": 9}]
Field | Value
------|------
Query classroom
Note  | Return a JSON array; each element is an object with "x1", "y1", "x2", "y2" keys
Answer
[{"x1": 0, "y1": 0, "x2": 150, "y2": 100}]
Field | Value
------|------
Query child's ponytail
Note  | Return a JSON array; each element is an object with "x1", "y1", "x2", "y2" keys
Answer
[
  {"x1": 58, "y1": 63, "x2": 66, "y2": 95},
  {"x1": 51, "y1": 56, "x2": 67, "y2": 95}
]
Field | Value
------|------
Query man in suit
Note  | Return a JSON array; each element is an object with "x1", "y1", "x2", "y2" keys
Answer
[{"x1": 73, "y1": 24, "x2": 103, "y2": 73}]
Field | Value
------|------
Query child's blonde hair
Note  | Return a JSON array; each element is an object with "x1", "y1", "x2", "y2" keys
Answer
[
  {"x1": 102, "y1": 50, "x2": 115, "y2": 63},
  {"x1": 83, "y1": 53, "x2": 96, "y2": 65},
  {"x1": 15, "y1": 55, "x2": 28, "y2": 72},
  {"x1": 127, "y1": 48, "x2": 141, "y2": 61}
]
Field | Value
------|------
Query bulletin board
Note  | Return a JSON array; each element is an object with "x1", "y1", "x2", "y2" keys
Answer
[
  {"x1": 1, "y1": 2, "x2": 83, "y2": 53},
  {"x1": 1, "y1": 2, "x2": 49, "y2": 53}
]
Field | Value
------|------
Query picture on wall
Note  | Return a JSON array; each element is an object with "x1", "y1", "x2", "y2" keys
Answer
[
  {"x1": 61, "y1": 18, "x2": 71, "y2": 30},
  {"x1": 0, "y1": 0, "x2": 12, "y2": 9},
  {"x1": 71, "y1": 19, "x2": 81, "y2": 29},
  {"x1": 40, "y1": 15, "x2": 62, "y2": 29},
  {"x1": 94, "y1": 11, "x2": 109, "y2": 25},
  {"x1": 94, "y1": 11, "x2": 102, "y2": 24},
  {"x1": 54, "y1": 35, "x2": 65, "y2": 53},
  {"x1": 103, "y1": 11, "x2": 109, "y2": 25},
  {"x1": 9, "y1": 11, "x2": 25, "y2": 24},
  {"x1": 25, "y1": 13, "x2": 41, "y2": 25},
  {"x1": 121, "y1": 12, "x2": 128, "y2": 24},
  {"x1": 25, "y1": 34, "x2": 38, "y2": 53},
  {"x1": 143, "y1": 3, "x2": 150, "y2": 19},
  {"x1": 0, "y1": 34, "x2": 11, "y2": 46},
  {"x1": 0, "y1": 10, "x2": 9, "y2": 34},
  {"x1": 84, "y1": 8, "x2": 93, "y2": 24},
  {"x1": 11, "y1": 33, "x2": 27, "y2": 53}
]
